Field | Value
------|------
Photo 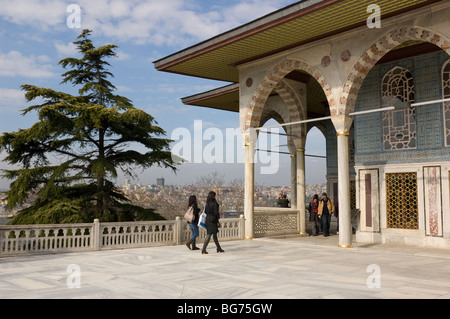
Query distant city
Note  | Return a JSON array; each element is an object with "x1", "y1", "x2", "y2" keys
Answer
[{"x1": 0, "y1": 177, "x2": 327, "y2": 223}]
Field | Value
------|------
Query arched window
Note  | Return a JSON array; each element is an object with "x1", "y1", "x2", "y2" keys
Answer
[
  {"x1": 381, "y1": 67, "x2": 416, "y2": 151},
  {"x1": 442, "y1": 59, "x2": 450, "y2": 147}
]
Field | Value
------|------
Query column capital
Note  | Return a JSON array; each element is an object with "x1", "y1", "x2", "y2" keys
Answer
[
  {"x1": 293, "y1": 137, "x2": 306, "y2": 150},
  {"x1": 332, "y1": 114, "x2": 353, "y2": 134}
]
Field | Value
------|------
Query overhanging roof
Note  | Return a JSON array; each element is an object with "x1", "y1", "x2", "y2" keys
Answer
[
  {"x1": 181, "y1": 84, "x2": 240, "y2": 113},
  {"x1": 154, "y1": 0, "x2": 442, "y2": 83},
  {"x1": 181, "y1": 41, "x2": 442, "y2": 113}
]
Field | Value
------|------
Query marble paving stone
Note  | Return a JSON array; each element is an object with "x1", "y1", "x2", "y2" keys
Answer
[{"x1": 1, "y1": 237, "x2": 450, "y2": 299}]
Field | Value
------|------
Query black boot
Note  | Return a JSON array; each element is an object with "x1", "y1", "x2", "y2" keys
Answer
[
  {"x1": 213, "y1": 235, "x2": 225, "y2": 253},
  {"x1": 185, "y1": 239, "x2": 192, "y2": 250},
  {"x1": 202, "y1": 237, "x2": 211, "y2": 254},
  {"x1": 191, "y1": 242, "x2": 200, "y2": 251}
]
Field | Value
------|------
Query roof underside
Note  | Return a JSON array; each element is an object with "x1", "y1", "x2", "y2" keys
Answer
[
  {"x1": 154, "y1": 0, "x2": 439, "y2": 83},
  {"x1": 181, "y1": 42, "x2": 442, "y2": 114}
]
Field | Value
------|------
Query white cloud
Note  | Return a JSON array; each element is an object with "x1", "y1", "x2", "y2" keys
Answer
[
  {"x1": 115, "y1": 50, "x2": 131, "y2": 61},
  {"x1": 0, "y1": 0, "x2": 67, "y2": 29},
  {"x1": 0, "y1": 0, "x2": 293, "y2": 47},
  {"x1": 0, "y1": 88, "x2": 26, "y2": 111},
  {"x1": 55, "y1": 41, "x2": 78, "y2": 57},
  {"x1": 0, "y1": 51, "x2": 56, "y2": 78}
]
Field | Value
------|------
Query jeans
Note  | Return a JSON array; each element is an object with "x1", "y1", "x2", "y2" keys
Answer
[
  {"x1": 321, "y1": 213, "x2": 331, "y2": 236},
  {"x1": 311, "y1": 212, "x2": 320, "y2": 236},
  {"x1": 188, "y1": 223, "x2": 199, "y2": 243}
]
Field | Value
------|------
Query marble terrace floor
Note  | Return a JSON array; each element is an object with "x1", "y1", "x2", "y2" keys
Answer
[{"x1": 1, "y1": 232, "x2": 450, "y2": 299}]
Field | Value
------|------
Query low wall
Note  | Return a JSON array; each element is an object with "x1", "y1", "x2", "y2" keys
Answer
[
  {"x1": 254, "y1": 207, "x2": 300, "y2": 237},
  {"x1": 0, "y1": 216, "x2": 245, "y2": 257},
  {"x1": 0, "y1": 208, "x2": 305, "y2": 257}
]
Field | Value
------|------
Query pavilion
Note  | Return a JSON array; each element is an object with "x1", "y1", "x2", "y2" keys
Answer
[{"x1": 154, "y1": 0, "x2": 450, "y2": 249}]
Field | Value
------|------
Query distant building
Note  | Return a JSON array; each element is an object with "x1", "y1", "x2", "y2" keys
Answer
[{"x1": 157, "y1": 177, "x2": 165, "y2": 187}]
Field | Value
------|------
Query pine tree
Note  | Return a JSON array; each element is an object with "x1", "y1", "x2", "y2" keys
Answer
[{"x1": 0, "y1": 30, "x2": 175, "y2": 224}]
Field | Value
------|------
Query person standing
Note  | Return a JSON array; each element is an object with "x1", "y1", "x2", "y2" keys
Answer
[
  {"x1": 276, "y1": 193, "x2": 283, "y2": 207},
  {"x1": 186, "y1": 195, "x2": 200, "y2": 250},
  {"x1": 280, "y1": 194, "x2": 290, "y2": 208},
  {"x1": 202, "y1": 191, "x2": 225, "y2": 254},
  {"x1": 318, "y1": 192, "x2": 335, "y2": 237},
  {"x1": 308, "y1": 194, "x2": 320, "y2": 236}
]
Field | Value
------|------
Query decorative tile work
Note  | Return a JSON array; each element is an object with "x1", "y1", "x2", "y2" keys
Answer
[
  {"x1": 341, "y1": 26, "x2": 450, "y2": 115},
  {"x1": 442, "y1": 59, "x2": 450, "y2": 147},
  {"x1": 381, "y1": 67, "x2": 416, "y2": 151},
  {"x1": 385, "y1": 172, "x2": 418, "y2": 230},
  {"x1": 354, "y1": 50, "x2": 450, "y2": 165},
  {"x1": 423, "y1": 166, "x2": 443, "y2": 237}
]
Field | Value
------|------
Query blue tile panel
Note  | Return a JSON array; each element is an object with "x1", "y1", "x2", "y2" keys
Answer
[{"x1": 354, "y1": 50, "x2": 450, "y2": 166}]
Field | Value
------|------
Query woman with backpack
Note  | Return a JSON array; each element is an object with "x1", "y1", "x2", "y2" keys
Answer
[
  {"x1": 202, "y1": 191, "x2": 225, "y2": 254},
  {"x1": 186, "y1": 195, "x2": 200, "y2": 251}
]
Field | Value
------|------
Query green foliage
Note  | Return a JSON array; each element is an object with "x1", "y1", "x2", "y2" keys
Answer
[{"x1": 0, "y1": 30, "x2": 175, "y2": 224}]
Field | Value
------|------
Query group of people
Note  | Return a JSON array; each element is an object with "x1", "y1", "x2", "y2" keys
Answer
[
  {"x1": 276, "y1": 192, "x2": 290, "y2": 208},
  {"x1": 184, "y1": 191, "x2": 337, "y2": 253},
  {"x1": 185, "y1": 191, "x2": 225, "y2": 255},
  {"x1": 308, "y1": 192, "x2": 338, "y2": 237}
]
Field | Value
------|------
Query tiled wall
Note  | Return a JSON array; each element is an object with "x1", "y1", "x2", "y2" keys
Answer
[{"x1": 354, "y1": 50, "x2": 450, "y2": 166}]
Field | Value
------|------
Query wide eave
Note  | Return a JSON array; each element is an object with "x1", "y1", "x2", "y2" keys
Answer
[{"x1": 154, "y1": 0, "x2": 442, "y2": 110}]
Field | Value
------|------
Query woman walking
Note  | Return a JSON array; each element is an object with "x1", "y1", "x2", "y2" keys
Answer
[
  {"x1": 202, "y1": 191, "x2": 225, "y2": 254},
  {"x1": 186, "y1": 195, "x2": 200, "y2": 250}
]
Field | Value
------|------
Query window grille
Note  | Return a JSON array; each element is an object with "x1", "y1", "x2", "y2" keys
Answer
[
  {"x1": 385, "y1": 172, "x2": 419, "y2": 230},
  {"x1": 381, "y1": 67, "x2": 416, "y2": 151}
]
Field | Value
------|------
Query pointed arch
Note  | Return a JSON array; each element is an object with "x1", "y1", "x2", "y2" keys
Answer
[
  {"x1": 245, "y1": 58, "x2": 333, "y2": 131},
  {"x1": 340, "y1": 26, "x2": 450, "y2": 115}
]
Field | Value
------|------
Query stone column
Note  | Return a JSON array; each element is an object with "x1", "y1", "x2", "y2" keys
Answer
[
  {"x1": 331, "y1": 114, "x2": 354, "y2": 248},
  {"x1": 337, "y1": 131, "x2": 352, "y2": 248},
  {"x1": 296, "y1": 148, "x2": 307, "y2": 236},
  {"x1": 244, "y1": 133, "x2": 256, "y2": 240},
  {"x1": 290, "y1": 153, "x2": 297, "y2": 209},
  {"x1": 93, "y1": 219, "x2": 101, "y2": 251}
]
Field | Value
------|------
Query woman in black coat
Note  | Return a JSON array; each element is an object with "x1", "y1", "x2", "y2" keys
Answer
[
  {"x1": 186, "y1": 195, "x2": 200, "y2": 250},
  {"x1": 202, "y1": 191, "x2": 225, "y2": 254}
]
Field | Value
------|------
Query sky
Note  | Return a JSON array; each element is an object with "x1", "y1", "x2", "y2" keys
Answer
[{"x1": 0, "y1": 0, "x2": 327, "y2": 189}]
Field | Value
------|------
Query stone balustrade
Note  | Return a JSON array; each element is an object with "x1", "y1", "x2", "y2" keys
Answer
[
  {"x1": 0, "y1": 223, "x2": 94, "y2": 256},
  {"x1": 0, "y1": 209, "x2": 304, "y2": 257},
  {"x1": 0, "y1": 215, "x2": 245, "y2": 257}
]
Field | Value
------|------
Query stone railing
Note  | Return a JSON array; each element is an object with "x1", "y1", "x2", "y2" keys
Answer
[
  {"x1": 0, "y1": 215, "x2": 244, "y2": 257},
  {"x1": 254, "y1": 207, "x2": 300, "y2": 237},
  {"x1": 0, "y1": 207, "x2": 306, "y2": 257}
]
